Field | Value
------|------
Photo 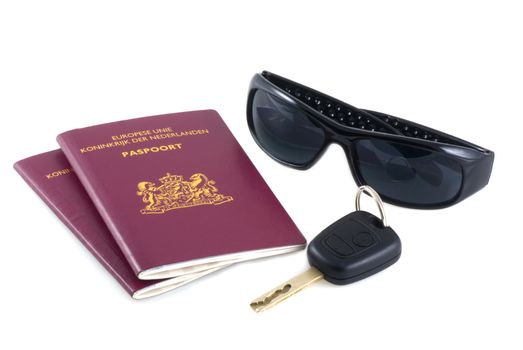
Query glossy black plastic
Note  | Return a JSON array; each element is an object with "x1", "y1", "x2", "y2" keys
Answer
[
  {"x1": 307, "y1": 211, "x2": 401, "y2": 285},
  {"x1": 247, "y1": 71, "x2": 494, "y2": 209}
]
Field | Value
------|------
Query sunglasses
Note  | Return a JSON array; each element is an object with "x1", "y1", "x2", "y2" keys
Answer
[{"x1": 247, "y1": 71, "x2": 494, "y2": 209}]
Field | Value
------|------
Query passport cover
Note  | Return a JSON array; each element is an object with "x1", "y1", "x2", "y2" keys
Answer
[
  {"x1": 57, "y1": 110, "x2": 306, "y2": 280},
  {"x1": 14, "y1": 150, "x2": 223, "y2": 299}
]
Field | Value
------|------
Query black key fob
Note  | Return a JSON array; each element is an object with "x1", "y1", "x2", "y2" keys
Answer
[
  {"x1": 250, "y1": 186, "x2": 402, "y2": 312},
  {"x1": 307, "y1": 210, "x2": 401, "y2": 285}
]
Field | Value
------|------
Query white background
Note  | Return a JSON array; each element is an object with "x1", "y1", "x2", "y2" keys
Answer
[{"x1": 1, "y1": 1, "x2": 521, "y2": 349}]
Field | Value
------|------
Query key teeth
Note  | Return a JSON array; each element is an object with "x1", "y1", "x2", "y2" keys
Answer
[
  {"x1": 249, "y1": 268, "x2": 324, "y2": 313},
  {"x1": 250, "y1": 284, "x2": 292, "y2": 312},
  {"x1": 250, "y1": 302, "x2": 265, "y2": 313}
]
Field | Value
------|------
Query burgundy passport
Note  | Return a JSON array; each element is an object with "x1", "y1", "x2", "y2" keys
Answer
[
  {"x1": 57, "y1": 110, "x2": 306, "y2": 280},
  {"x1": 14, "y1": 150, "x2": 222, "y2": 299}
]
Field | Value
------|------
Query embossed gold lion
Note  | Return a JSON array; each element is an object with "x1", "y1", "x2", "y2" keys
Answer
[{"x1": 136, "y1": 181, "x2": 165, "y2": 213}]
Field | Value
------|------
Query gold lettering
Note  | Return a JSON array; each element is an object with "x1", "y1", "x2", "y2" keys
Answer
[
  {"x1": 46, "y1": 167, "x2": 74, "y2": 180},
  {"x1": 131, "y1": 137, "x2": 149, "y2": 143},
  {"x1": 80, "y1": 140, "x2": 129, "y2": 153},
  {"x1": 148, "y1": 129, "x2": 210, "y2": 141},
  {"x1": 120, "y1": 143, "x2": 182, "y2": 158},
  {"x1": 79, "y1": 127, "x2": 205, "y2": 154},
  {"x1": 111, "y1": 130, "x2": 152, "y2": 140},
  {"x1": 152, "y1": 127, "x2": 173, "y2": 134}
]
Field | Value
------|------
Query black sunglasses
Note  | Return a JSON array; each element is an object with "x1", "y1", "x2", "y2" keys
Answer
[{"x1": 247, "y1": 71, "x2": 494, "y2": 209}]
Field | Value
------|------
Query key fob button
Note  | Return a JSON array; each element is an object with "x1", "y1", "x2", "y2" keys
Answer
[
  {"x1": 307, "y1": 210, "x2": 401, "y2": 285},
  {"x1": 352, "y1": 232, "x2": 374, "y2": 247},
  {"x1": 324, "y1": 234, "x2": 354, "y2": 256}
]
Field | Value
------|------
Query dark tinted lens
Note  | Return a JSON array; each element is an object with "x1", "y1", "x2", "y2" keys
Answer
[
  {"x1": 354, "y1": 139, "x2": 463, "y2": 205},
  {"x1": 251, "y1": 90, "x2": 326, "y2": 165}
]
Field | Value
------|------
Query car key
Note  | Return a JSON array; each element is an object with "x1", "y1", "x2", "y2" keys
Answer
[{"x1": 250, "y1": 185, "x2": 401, "y2": 312}]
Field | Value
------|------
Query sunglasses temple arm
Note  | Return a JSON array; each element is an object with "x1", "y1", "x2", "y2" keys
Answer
[{"x1": 459, "y1": 152, "x2": 494, "y2": 203}]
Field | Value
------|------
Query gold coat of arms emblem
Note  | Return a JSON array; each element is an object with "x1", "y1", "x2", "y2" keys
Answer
[{"x1": 137, "y1": 172, "x2": 233, "y2": 214}]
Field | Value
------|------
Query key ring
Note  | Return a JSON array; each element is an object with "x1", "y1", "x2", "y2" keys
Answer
[{"x1": 355, "y1": 185, "x2": 388, "y2": 227}]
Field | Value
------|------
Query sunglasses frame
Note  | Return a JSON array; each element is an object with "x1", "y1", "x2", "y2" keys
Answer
[{"x1": 247, "y1": 71, "x2": 494, "y2": 209}]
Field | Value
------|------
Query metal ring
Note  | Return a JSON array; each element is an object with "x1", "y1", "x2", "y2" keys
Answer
[{"x1": 355, "y1": 185, "x2": 388, "y2": 227}]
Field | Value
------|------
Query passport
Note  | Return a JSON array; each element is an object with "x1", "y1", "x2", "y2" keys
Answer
[
  {"x1": 14, "y1": 150, "x2": 222, "y2": 299},
  {"x1": 57, "y1": 110, "x2": 306, "y2": 280}
]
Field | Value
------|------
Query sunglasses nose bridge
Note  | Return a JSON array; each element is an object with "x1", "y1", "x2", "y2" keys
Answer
[
  {"x1": 329, "y1": 135, "x2": 361, "y2": 179},
  {"x1": 331, "y1": 133, "x2": 356, "y2": 149},
  {"x1": 330, "y1": 134, "x2": 356, "y2": 164}
]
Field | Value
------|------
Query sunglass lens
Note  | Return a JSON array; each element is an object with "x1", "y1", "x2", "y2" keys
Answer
[
  {"x1": 250, "y1": 90, "x2": 325, "y2": 166},
  {"x1": 354, "y1": 139, "x2": 463, "y2": 205}
]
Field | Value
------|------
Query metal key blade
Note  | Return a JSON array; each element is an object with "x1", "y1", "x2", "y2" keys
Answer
[{"x1": 250, "y1": 267, "x2": 323, "y2": 313}]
